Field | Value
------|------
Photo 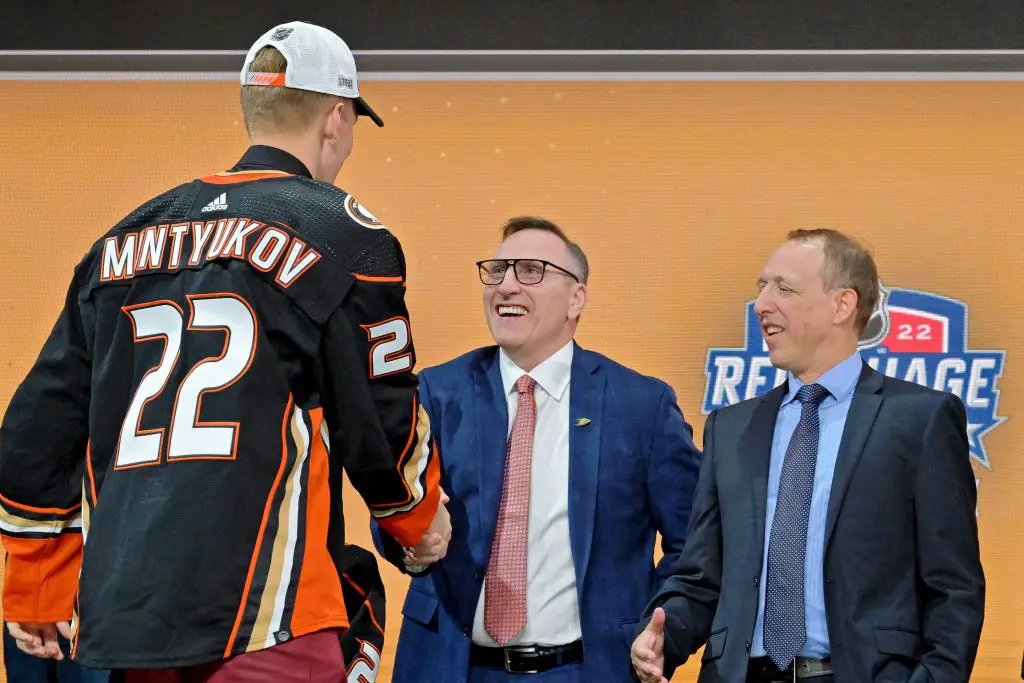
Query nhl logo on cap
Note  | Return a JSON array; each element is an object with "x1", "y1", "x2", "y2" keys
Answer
[{"x1": 271, "y1": 27, "x2": 294, "y2": 41}]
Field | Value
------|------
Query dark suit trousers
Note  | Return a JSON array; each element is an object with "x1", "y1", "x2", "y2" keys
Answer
[
  {"x1": 746, "y1": 657, "x2": 834, "y2": 683},
  {"x1": 748, "y1": 673, "x2": 833, "y2": 683},
  {"x1": 748, "y1": 677, "x2": 832, "y2": 683}
]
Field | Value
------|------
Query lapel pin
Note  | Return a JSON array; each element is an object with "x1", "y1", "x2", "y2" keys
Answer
[{"x1": 575, "y1": 417, "x2": 591, "y2": 427}]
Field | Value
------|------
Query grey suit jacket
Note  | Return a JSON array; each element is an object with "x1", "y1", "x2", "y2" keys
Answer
[{"x1": 642, "y1": 363, "x2": 984, "y2": 683}]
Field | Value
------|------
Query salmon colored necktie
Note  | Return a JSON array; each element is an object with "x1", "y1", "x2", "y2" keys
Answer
[{"x1": 484, "y1": 375, "x2": 537, "y2": 645}]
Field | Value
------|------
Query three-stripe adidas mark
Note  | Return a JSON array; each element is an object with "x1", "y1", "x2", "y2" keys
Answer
[{"x1": 202, "y1": 193, "x2": 228, "y2": 212}]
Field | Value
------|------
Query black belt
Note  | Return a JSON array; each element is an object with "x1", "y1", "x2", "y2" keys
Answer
[
  {"x1": 470, "y1": 640, "x2": 583, "y2": 674},
  {"x1": 747, "y1": 656, "x2": 833, "y2": 681}
]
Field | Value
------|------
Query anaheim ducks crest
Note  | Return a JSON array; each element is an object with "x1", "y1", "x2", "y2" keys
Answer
[{"x1": 345, "y1": 195, "x2": 385, "y2": 230}]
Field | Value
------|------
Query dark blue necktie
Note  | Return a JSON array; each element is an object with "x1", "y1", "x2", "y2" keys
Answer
[{"x1": 764, "y1": 383, "x2": 830, "y2": 670}]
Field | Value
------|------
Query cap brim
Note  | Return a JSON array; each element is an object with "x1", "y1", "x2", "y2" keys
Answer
[{"x1": 355, "y1": 97, "x2": 383, "y2": 127}]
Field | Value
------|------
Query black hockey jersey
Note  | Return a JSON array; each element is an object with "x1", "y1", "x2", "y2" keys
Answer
[
  {"x1": 0, "y1": 146, "x2": 440, "y2": 669},
  {"x1": 338, "y1": 544, "x2": 386, "y2": 683}
]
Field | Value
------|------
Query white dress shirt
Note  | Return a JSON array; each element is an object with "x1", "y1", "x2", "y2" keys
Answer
[{"x1": 471, "y1": 340, "x2": 582, "y2": 647}]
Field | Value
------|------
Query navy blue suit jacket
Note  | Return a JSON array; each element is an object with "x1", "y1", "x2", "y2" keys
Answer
[{"x1": 374, "y1": 343, "x2": 702, "y2": 681}]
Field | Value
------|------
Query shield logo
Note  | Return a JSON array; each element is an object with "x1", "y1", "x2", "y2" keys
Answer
[{"x1": 858, "y1": 281, "x2": 891, "y2": 349}]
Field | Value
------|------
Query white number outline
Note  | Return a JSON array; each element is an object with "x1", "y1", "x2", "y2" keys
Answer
[
  {"x1": 167, "y1": 293, "x2": 259, "y2": 462},
  {"x1": 347, "y1": 639, "x2": 382, "y2": 683},
  {"x1": 361, "y1": 317, "x2": 412, "y2": 378},
  {"x1": 115, "y1": 293, "x2": 258, "y2": 469},
  {"x1": 116, "y1": 301, "x2": 184, "y2": 469}
]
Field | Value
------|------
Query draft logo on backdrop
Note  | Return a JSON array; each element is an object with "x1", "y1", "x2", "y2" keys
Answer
[{"x1": 702, "y1": 283, "x2": 1006, "y2": 472}]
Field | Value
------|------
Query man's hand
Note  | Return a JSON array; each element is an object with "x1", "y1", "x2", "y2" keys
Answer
[
  {"x1": 631, "y1": 607, "x2": 669, "y2": 683},
  {"x1": 8, "y1": 621, "x2": 72, "y2": 660},
  {"x1": 404, "y1": 489, "x2": 451, "y2": 568}
]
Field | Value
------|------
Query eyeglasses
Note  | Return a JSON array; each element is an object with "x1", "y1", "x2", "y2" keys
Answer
[{"x1": 476, "y1": 259, "x2": 580, "y2": 286}]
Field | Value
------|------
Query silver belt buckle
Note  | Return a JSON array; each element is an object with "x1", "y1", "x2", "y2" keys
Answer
[
  {"x1": 505, "y1": 645, "x2": 541, "y2": 674},
  {"x1": 794, "y1": 658, "x2": 832, "y2": 679}
]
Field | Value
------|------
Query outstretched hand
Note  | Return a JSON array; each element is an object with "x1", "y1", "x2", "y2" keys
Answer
[{"x1": 631, "y1": 607, "x2": 669, "y2": 683}]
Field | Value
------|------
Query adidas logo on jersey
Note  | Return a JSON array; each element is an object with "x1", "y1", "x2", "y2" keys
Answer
[{"x1": 201, "y1": 193, "x2": 228, "y2": 213}]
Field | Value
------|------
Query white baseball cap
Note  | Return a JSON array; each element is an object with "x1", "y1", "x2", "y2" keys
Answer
[{"x1": 241, "y1": 21, "x2": 383, "y2": 127}]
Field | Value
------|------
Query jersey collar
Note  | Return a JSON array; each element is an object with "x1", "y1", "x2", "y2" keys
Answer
[{"x1": 232, "y1": 145, "x2": 312, "y2": 179}]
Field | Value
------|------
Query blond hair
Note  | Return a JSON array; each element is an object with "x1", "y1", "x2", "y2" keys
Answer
[
  {"x1": 240, "y1": 46, "x2": 343, "y2": 136},
  {"x1": 787, "y1": 228, "x2": 880, "y2": 334}
]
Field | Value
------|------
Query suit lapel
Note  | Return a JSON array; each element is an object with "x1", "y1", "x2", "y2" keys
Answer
[
  {"x1": 475, "y1": 350, "x2": 510, "y2": 561},
  {"x1": 824, "y1": 363, "x2": 884, "y2": 550},
  {"x1": 744, "y1": 382, "x2": 787, "y2": 560},
  {"x1": 568, "y1": 346, "x2": 604, "y2": 587}
]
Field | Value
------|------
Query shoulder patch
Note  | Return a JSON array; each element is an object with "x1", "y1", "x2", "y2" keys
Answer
[{"x1": 345, "y1": 195, "x2": 385, "y2": 230}]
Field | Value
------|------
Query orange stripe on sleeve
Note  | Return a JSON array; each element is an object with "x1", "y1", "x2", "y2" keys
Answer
[
  {"x1": 0, "y1": 492, "x2": 81, "y2": 517},
  {"x1": 365, "y1": 397, "x2": 427, "y2": 513},
  {"x1": 341, "y1": 573, "x2": 385, "y2": 636},
  {"x1": 393, "y1": 398, "x2": 420, "y2": 497},
  {"x1": 365, "y1": 597, "x2": 384, "y2": 637},
  {"x1": 86, "y1": 440, "x2": 99, "y2": 505},
  {"x1": 352, "y1": 274, "x2": 405, "y2": 284},
  {"x1": 373, "y1": 443, "x2": 441, "y2": 548},
  {"x1": 341, "y1": 572, "x2": 367, "y2": 599},
  {"x1": 2, "y1": 534, "x2": 82, "y2": 622},
  {"x1": 0, "y1": 491, "x2": 80, "y2": 518}
]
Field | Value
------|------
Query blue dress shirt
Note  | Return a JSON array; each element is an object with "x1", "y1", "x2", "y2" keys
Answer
[{"x1": 751, "y1": 351, "x2": 863, "y2": 659}]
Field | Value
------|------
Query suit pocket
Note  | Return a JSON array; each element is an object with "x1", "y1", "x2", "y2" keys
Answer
[
  {"x1": 872, "y1": 627, "x2": 923, "y2": 658},
  {"x1": 402, "y1": 587, "x2": 439, "y2": 628},
  {"x1": 701, "y1": 627, "x2": 728, "y2": 661}
]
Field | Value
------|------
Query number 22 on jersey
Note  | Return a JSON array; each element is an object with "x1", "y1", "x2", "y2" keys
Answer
[
  {"x1": 347, "y1": 640, "x2": 381, "y2": 683},
  {"x1": 116, "y1": 293, "x2": 257, "y2": 469}
]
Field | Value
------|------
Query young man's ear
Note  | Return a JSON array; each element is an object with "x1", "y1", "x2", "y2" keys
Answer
[{"x1": 318, "y1": 101, "x2": 342, "y2": 141}]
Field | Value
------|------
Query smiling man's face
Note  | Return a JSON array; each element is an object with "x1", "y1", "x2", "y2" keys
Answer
[
  {"x1": 482, "y1": 229, "x2": 586, "y2": 370},
  {"x1": 754, "y1": 238, "x2": 839, "y2": 379}
]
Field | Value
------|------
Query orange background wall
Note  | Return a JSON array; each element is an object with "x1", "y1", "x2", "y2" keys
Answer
[{"x1": 0, "y1": 80, "x2": 1021, "y2": 681}]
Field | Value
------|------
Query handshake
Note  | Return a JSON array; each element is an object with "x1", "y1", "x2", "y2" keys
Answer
[{"x1": 402, "y1": 489, "x2": 452, "y2": 572}]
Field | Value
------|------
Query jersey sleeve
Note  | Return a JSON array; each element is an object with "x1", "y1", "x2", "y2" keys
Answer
[
  {"x1": 318, "y1": 233, "x2": 440, "y2": 549},
  {"x1": 0, "y1": 261, "x2": 92, "y2": 623}
]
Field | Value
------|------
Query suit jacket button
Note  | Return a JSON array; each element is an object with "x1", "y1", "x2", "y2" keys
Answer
[
  {"x1": 753, "y1": 576, "x2": 759, "y2": 587},
  {"x1": 474, "y1": 571, "x2": 483, "y2": 581},
  {"x1": 463, "y1": 628, "x2": 471, "y2": 636},
  {"x1": 745, "y1": 640, "x2": 751, "y2": 651}
]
